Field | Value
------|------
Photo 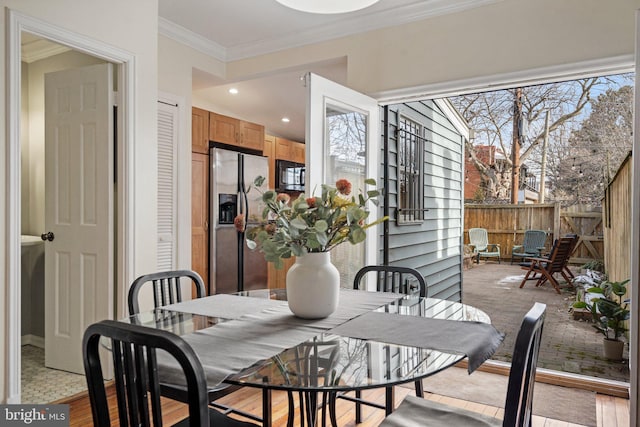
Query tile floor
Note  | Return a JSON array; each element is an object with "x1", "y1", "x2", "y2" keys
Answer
[{"x1": 21, "y1": 345, "x2": 87, "y2": 404}]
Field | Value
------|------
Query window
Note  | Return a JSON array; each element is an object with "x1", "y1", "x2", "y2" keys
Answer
[{"x1": 397, "y1": 116, "x2": 424, "y2": 223}]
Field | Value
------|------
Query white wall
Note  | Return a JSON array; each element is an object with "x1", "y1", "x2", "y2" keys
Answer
[
  {"x1": 225, "y1": 0, "x2": 640, "y2": 94},
  {"x1": 1, "y1": 0, "x2": 158, "y2": 403}
]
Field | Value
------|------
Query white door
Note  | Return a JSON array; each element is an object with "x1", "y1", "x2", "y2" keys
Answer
[
  {"x1": 305, "y1": 73, "x2": 380, "y2": 286},
  {"x1": 44, "y1": 63, "x2": 114, "y2": 374}
]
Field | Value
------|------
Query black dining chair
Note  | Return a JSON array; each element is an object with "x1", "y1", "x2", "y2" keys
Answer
[
  {"x1": 83, "y1": 319, "x2": 258, "y2": 427},
  {"x1": 336, "y1": 265, "x2": 427, "y2": 424},
  {"x1": 128, "y1": 269, "x2": 262, "y2": 423},
  {"x1": 287, "y1": 340, "x2": 341, "y2": 427},
  {"x1": 379, "y1": 302, "x2": 547, "y2": 427}
]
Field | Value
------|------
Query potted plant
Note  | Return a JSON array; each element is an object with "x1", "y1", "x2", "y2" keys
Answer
[
  {"x1": 573, "y1": 278, "x2": 630, "y2": 361},
  {"x1": 237, "y1": 176, "x2": 388, "y2": 318}
]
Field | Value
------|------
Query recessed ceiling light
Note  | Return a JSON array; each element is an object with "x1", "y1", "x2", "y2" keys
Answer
[
  {"x1": 275, "y1": 0, "x2": 380, "y2": 14},
  {"x1": 228, "y1": 88, "x2": 239, "y2": 95},
  {"x1": 281, "y1": 117, "x2": 290, "y2": 123}
]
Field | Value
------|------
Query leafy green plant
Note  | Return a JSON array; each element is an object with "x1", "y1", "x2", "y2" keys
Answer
[
  {"x1": 573, "y1": 279, "x2": 630, "y2": 341},
  {"x1": 239, "y1": 176, "x2": 388, "y2": 269}
]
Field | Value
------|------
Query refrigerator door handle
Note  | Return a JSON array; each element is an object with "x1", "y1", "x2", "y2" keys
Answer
[{"x1": 238, "y1": 154, "x2": 249, "y2": 232}]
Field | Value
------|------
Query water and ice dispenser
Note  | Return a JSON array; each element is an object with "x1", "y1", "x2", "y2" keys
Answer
[{"x1": 218, "y1": 193, "x2": 237, "y2": 225}]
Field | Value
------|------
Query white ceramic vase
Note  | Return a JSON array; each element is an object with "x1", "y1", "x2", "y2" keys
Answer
[{"x1": 286, "y1": 251, "x2": 340, "y2": 319}]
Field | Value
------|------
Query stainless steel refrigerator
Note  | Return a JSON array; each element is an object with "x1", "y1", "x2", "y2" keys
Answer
[{"x1": 209, "y1": 147, "x2": 270, "y2": 294}]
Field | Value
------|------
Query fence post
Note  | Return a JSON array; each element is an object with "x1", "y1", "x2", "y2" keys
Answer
[{"x1": 553, "y1": 202, "x2": 561, "y2": 240}]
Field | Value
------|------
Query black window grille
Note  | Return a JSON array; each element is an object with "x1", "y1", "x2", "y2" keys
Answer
[{"x1": 397, "y1": 117, "x2": 425, "y2": 223}]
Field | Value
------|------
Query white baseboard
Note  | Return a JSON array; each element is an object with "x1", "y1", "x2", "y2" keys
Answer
[{"x1": 21, "y1": 334, "x2": 44, "y2": 348}]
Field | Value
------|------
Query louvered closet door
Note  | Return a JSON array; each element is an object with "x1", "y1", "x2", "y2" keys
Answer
[{"x1": 157, "y1": 101, "x2": 178, "y2": 270}]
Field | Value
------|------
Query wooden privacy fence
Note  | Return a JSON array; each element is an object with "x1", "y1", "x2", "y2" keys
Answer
[
  {"x1": 602, "y1": 152, "x2": 632, "y2": 282},
  {"x1": 464, "y1": 203, "x2": 603, "y2": 265}
]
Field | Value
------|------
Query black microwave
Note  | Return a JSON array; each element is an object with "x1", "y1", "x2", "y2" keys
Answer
[{"x1": 276, "y1": 160, "x2": 305, "y2": 192}]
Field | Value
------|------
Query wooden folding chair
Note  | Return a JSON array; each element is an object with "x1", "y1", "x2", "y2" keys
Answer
[{"x1": 519, "y1": 237, "x2": 575, "y2": 294}]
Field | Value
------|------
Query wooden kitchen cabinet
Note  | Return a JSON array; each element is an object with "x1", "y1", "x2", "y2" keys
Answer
[
  {"x1": 192, "y1": 107, "x2": 209, "y2": 154},
  {"x1": 274, "y1": 137, "x2": 305, "y2": 163},
  {"x1": 291, "y1": 141, "x2": 305, "y2": 163},
  {"x1": 209, "y1": 112, "x2": 264, "y2": 152},
  {"x1": 264, "y1": 134, "x2": 276, "y2": 188},
  {"x1": 191, "y1": 152, "x2": 209, "y2": 293},
  {"x1": 209, "y1": 112, "x2": 239, "y2": 146},
  {"x1": 241, "y1": 120, "x2": 265, "y2": 151}
]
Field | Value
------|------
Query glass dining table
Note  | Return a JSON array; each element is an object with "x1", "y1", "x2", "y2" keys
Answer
[{"x1": 121, "y1": 288, "x2": 499, "y2": 427}]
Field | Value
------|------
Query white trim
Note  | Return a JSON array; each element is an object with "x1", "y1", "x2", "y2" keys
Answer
[
  {"x1": 6, "y1": 9, "x2": 136, "y2": 403},
  {"x1": 305, "y1": 73, "x2": 380, "y2": 272},
  {"x1": 20, "y1": 335, "x2": 44, "y2": 349},
  {"x1": 158, "y1": 17, "x2": 226, "y2": 61},
  {"x1": 434, "y1": 98, "x2": 470, "y2": 141},
  {"x1": 159, "y1": 0, "x2": 501, "y2": 62},
  {"x1": 630, "y1": 10, "x2": 640, "y2": 425},
  {"x1": 374, "y1": 54, "x2": 635, "y2": 103},
  {"x1": 20, "y1": 38, "x2": 71, "y2": 63}
]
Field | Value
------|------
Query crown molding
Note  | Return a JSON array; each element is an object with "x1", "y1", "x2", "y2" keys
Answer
[
  {"x1": 158, "y1": 16, "x2": 227, "y2": 61},
  {"x1": 21, "y1": 38, "x2": 71, "y2": 63},
  {"x1": 226, "y1": 0, "x2": 501, "y2": 60},
  {"x1": 159, "y1": 0, "x2": 501, "y2": 62}
]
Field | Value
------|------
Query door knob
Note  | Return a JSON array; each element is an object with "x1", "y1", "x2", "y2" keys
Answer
[{"x1": 41, "y1": 232, "x2": 55, "y2": 242}]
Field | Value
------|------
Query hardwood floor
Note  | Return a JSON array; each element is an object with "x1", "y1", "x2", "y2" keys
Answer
[{"x1": 64, "y1": 384, "x2": 629, "y2": 427}]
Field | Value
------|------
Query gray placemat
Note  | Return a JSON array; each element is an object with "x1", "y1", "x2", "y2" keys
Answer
[
  {"x1": 328, "y1": 311, "x2": 505, "y2": 373},
  {"x1": 158, "y1": 289, "x2": 405, "y2": 388},
  {"x1": 162, "y1": 293, "x2": 288, "y2": 319}
]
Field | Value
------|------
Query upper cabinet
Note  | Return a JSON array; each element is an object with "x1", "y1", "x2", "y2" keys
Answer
[
  {"x1": 192, "y1": 107, "x2": 210, "y2": 154},
  {"x1": 290, "y1": 140, "x2": 305, "y2": 164},
  {"x1": 209, "y1": 112, "x2": 264, "y2": 152},
  {"x1": 209, "y1": 112, "x2": 238, "y2": 146},
  {"x1": 274, "y1": 137, "x2": 305, "y2": 164}
]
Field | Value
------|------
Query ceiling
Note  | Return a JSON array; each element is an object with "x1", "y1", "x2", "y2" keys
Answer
[
  {"x1": 21, "y1": 1, "x2": 496, "y2": 142},
  {"x1": 160, "y1": 0, "x2": 497, "y2": 142}
]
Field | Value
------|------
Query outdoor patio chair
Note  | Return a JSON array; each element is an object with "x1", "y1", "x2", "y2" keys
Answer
[
  {"x1": 562, "y1": 233, "x2": 579, "y2": 279},
  {"x1": 519, "y1": 236, "x2": 575, "y2": 294},
  {"x1": 511, "y1": 229, "x2": 547, "y2": 264},
  {"x1": 380, "y1": 302, "x2": 546, "y2": 427},
  {"x1": 468, "y1": 227, "x2": 501, "y2": 264},
  {"x1": 83, "y1": 320, "x2": 258, "y2": 427}
]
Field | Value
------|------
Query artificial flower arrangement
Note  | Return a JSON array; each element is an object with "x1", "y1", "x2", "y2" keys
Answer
[{"x1": 235, "y1": 176, "x2": 388, "y2": 269}]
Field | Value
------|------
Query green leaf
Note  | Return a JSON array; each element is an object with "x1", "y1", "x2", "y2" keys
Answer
[
  {"x1": 315, "y1": 231, "x2": 328, "y2": 246},
  {"x1": 364, "y1": 178, "x2": 376, "y2": 186},
  {"x1": 290, "y1": 217, "x2": 309, "y2": 230},
  {"x1": 254, "y1": 176, "x2": 266, "y2": 187},
  {"x1": 314, "y1": 220, "x2": 328, "y2": 232},
  {"x1": 349, "y1": 226, "x2": 366, "y2": 244},
  {"x1": 262, "y1": 191, "x2": 276, "y2": 203}
]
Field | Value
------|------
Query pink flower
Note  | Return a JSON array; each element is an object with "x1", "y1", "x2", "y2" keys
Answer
[
  {"x1": 233, "y1": 214, "x2": 245, "y2": 232},
  {"x1": 276, "y1": 193, "x2": 291, "y2": 204},
  {"x1": 306, "y1": 197, "x2": 316, "y2": 208},
  {"x1": 336, "y1": 179, "x2": 352, "y2": 195}
]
